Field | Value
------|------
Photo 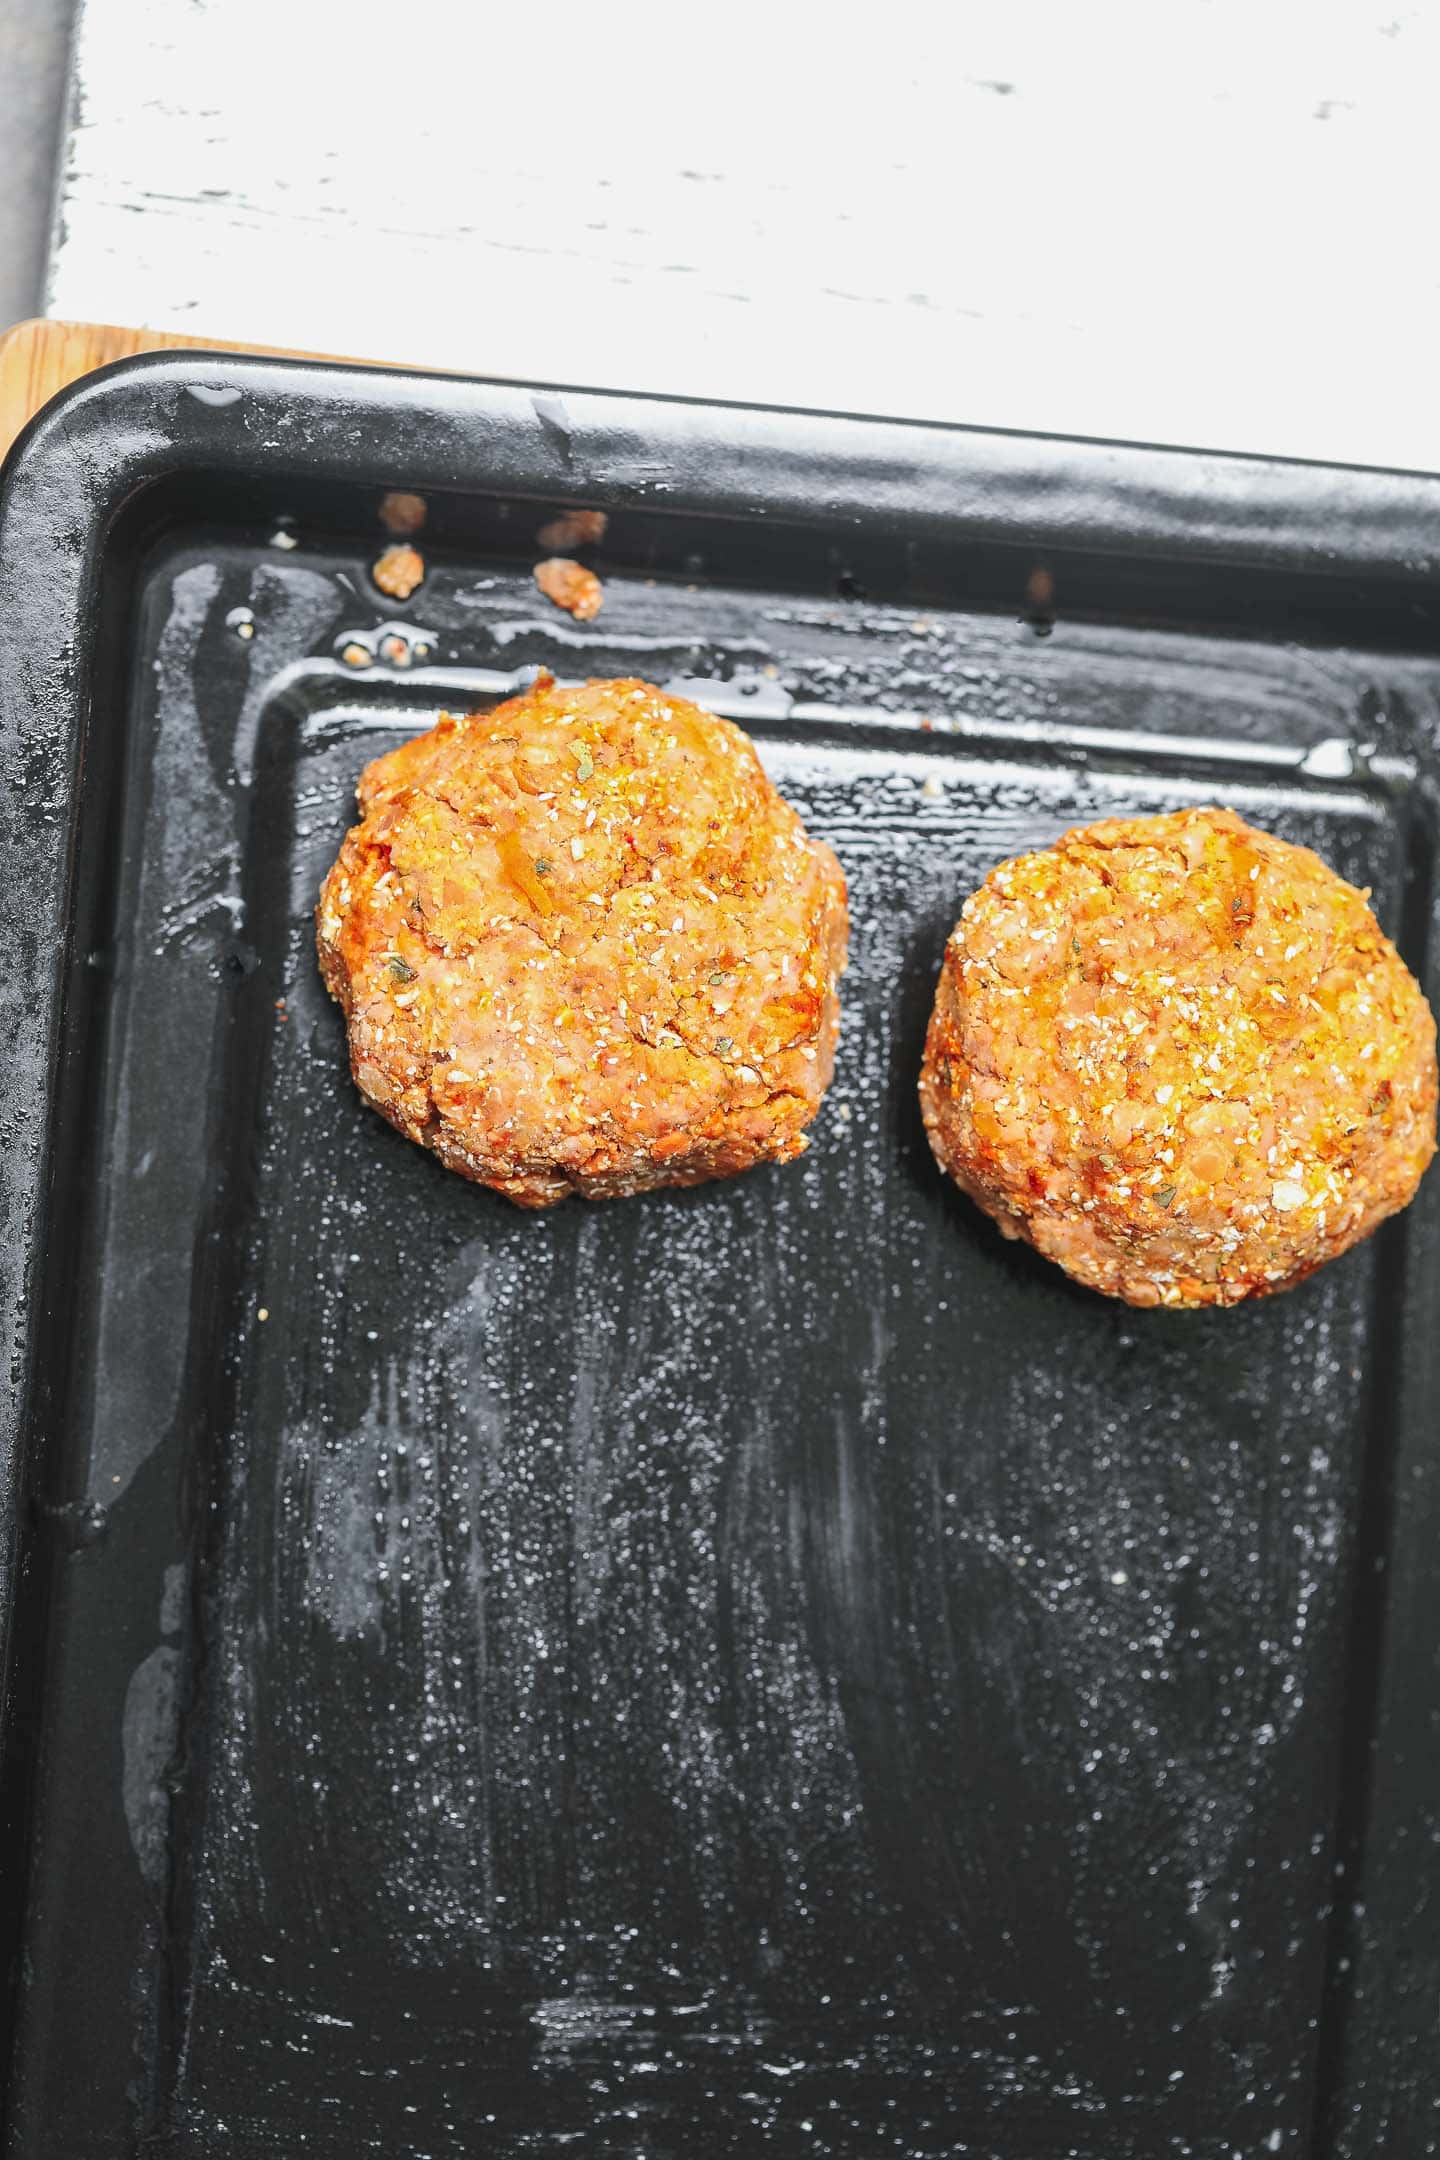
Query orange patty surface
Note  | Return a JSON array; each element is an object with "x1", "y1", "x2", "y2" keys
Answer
[
  {"x1": 918, "y1": 806, "x2": 1436, "y2": 1307},
  {"x1": 317, "y1": 676, "x2": 848, "y2": 1206}
]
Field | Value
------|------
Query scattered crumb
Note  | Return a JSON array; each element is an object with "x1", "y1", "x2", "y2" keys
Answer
[
  {"x1": 270, "y1": 527, "x2": 298, "y2": 551},
  {"x1": 379, "y1": 490, "x2": 427, "y2": 535},
  {"x1": 257, "y1": 1307, "x2": 269, "y2": 1322},
  {"x1": 373, "y1": 543, "x2": 425, "y2": 600},
  {"x1": 535, "y1": 557, "x2": 603, "y2": 622},
  {"x1": 379, "y1": 633, "x2": 411, "y2": 667},
  {"x1": 341, "y1": 641, "x2": 371, "y2": 668},
  {"x1": 1026, "y1": 566, "x2": 1055, "y2": 611},
  {"x1": 537, "y1": 507, "x2": 608, "y2": 551}
]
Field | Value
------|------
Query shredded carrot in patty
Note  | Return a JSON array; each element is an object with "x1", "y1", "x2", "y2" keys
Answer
[{"x1": 497, "y1": 829, "x2": 554, "y2": 916}]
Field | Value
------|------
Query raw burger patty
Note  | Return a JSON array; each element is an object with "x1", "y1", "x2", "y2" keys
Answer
[
  {"x1": 317, "y1": 675, "x2": 848, "y2": 1206},
  {"x1": 918, "y1": 806, "x2": 1437, "y2": 1308}
]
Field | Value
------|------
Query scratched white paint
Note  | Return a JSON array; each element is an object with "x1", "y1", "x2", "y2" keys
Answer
[{"x1": 48, "y1": 0, "x2": 1440, "y2": 470}]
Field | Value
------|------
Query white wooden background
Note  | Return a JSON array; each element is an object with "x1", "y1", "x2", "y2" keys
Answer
[{"x1": 48, "y1": 0, "x2": 1440, "y2": 471}]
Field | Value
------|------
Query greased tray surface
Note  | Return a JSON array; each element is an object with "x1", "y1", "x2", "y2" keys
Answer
[{"x1": 1, "y1": 359, "x2": 1438, "y2": 2158}]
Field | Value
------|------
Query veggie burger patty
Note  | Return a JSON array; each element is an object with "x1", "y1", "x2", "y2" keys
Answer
[
  {"x1": 918, "y1": 805, "x2": 1437, "y2": 1307},
  {"x1": 318, "y1": 675, "x2": 849, "y2": 1206}
]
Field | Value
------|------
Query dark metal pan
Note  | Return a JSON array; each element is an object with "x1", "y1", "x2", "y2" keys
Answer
[{"x1": 1, "y1": 355, "x2": 1437, "y2": 2157}]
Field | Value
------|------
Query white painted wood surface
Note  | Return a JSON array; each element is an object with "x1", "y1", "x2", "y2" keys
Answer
[{"x1": 49, "y1": 0, "x2": 1439, "y2": 470}]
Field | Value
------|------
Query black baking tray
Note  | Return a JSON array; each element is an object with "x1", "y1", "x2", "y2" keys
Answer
[{"x1": 1, "y1": 355, "x2": 1438, "y2": 2160}]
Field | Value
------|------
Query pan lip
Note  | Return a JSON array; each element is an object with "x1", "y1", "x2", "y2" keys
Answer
[{"x1": 11, "y1": 344, "x2": 1440, "y2": 561}]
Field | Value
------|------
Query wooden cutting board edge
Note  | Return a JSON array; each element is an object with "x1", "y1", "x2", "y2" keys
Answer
[{"x1": 0, "y1": 317, "x2": 411, "y2": 468}]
